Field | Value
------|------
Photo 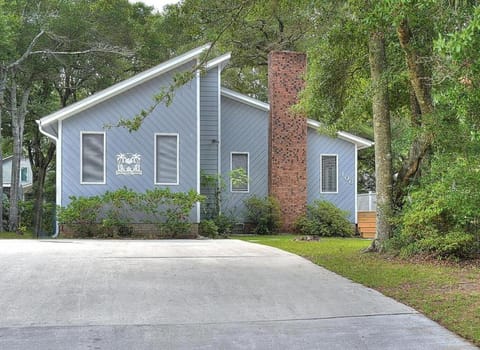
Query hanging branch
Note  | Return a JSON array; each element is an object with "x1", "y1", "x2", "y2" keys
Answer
[{"x1": 112, "y1": 0, "x2": 254, "y2": 132}]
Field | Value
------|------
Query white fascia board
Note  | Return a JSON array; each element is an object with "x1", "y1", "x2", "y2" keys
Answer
[
  {"x1": 38, "y1": 43, "x2": 212, "y2": 126},
  {"x1": 220, "y1": 88, "x2": 373, "y2": 149},
  {"x1": 307, "y1": 120, "x2": 373, "y2": 150},
  {"x1": 220, "y1": 88, "x2": 270, "y2": 111},
  {"x1": 206, "y1": 53, "x2": 231, "y2": 70},
  {"x1": 337, "y1": 131, "x2": 374, "y2": 150}
]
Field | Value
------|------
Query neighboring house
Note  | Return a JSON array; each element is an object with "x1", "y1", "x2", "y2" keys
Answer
[
  {"x1": 37, "y1": 44, "x2": 373, "y2": 234},
  {"x1": 2, "y1": 156, "x2": 33, "y2": 200}
]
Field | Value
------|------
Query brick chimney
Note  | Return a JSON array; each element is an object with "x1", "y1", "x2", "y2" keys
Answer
[{"x1": 268, "y1": 51, "x2": 307, "y2": 232}]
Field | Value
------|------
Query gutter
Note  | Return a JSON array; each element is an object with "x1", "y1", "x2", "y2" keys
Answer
[
  {"x1": 36, "y1": 120, "x2": 59, "y2": 238},
  {"x1": 36, "y1": 120, "x2": 57, "y2": 144}
]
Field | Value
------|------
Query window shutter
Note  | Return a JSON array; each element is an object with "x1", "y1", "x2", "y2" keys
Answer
[
  {"x1": 321, "y1": 155, "x2": 337, "y2": 193},
  {"x1": 156, "y1": 135, "x2": 178, "y2": 184},
  {"x1": 81, "y1": 133, "x2": 105, "y2": 183}
]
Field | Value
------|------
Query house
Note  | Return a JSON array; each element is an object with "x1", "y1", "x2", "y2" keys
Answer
[
  {"x1": 37, "y1": 44, "x2": 373, "y2": 235},
  {"x1": 2, "y1": 156, "x2": 33, "y2": 200}
]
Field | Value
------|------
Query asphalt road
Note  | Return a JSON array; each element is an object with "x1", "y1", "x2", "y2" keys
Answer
[{"x1": 0, "y1": 239, "x2": 476, "y2": 349}]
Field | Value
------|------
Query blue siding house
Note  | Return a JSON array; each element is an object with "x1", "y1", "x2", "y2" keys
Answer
[{"x1": 38, "y1": 45, "x2": 372, "y2": 235}]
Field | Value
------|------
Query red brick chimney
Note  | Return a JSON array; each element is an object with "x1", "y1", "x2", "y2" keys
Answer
[{"x1": 268, "y1": 51, "x2": 307, "y2": 232}]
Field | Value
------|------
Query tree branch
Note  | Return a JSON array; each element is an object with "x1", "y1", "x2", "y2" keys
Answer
[{"x1": 7, "y1": 30, "x2": 46, "y2": 70}]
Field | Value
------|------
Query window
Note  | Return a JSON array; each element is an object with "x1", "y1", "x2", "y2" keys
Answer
[
  {"x1": 155, "y1": 134, "x2": 179, "y2": 185},
  {"x1": 81, "y1": 132, "x2": 105, "y2": 184},
  {"x1": 231, "y1": 152, "x2": 249, "y2": 192},
  {"x1": 20, "y1": 167, "x2": 28, "y2": 182},
  {"x1": 321, "y1": 154, "x2": 338, "y2": 193}
]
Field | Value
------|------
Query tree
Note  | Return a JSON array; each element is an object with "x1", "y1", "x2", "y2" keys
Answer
[
  {"x1": 368, "y1": 31, "x2": 393, "y2": 250},
  {"x1": 0, "y1": 0, "x2": 144, "y2": 233}
]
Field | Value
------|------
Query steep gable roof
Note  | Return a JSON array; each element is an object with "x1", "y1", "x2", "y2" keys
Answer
[{"x1": 38, "y1": 44, "x2": 212, "y2": 127}]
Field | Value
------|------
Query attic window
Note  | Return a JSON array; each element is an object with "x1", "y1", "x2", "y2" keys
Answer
[
  {"x1": 321, "y1": 154, "x2": 338, "y2": 193},
  {"x1": 81, "y1": 132, "x2": 106, "y2": 184},
  {"x1": 155, "y1": 134, "x2": 179, "y2": 185},
  {"x1": 231, "y1": 152, "x2": 249, "y2": 192}
]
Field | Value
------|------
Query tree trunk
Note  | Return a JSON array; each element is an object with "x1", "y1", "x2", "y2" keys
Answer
[
  {"x1": 367, "y1": 31, "x2": 393, "y2": 251},
  {"x1": 27, "y1": 127, "x2": 55, "y2": 237},
  {"x1": 8, "y1": 75, "x2": 30, "y2": 233},
  {"x1": 32, "y1": 164, "x2": 46, "y2": 237},
  {"x1": 394, "y1": 18, "x2": 435, "y2": 204},
  {"x1": 0, "y1": 71, "x2": 6, "y2": 232}
]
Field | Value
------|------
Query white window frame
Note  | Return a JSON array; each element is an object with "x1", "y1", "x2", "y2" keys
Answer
[
  {"x1": 230, "y1": 152, "x2": 249, "y2": 193},
  {"x1": 154, "y1": 133, "x2": 179, "y2": 185},
  {"x1": 320, "y1": 154, "x2": 338, "y2": 194},
  {"x1": 80, "y1": 131, "x2": 106, "y2": 185}
]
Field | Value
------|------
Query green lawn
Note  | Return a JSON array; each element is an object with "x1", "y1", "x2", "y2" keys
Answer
[
  {"x1": 234, "y1": 235, "x2": 480, "y2": 346},
  {"x1": 0, "y1": 231, "x2": 34, "y2": 239}
]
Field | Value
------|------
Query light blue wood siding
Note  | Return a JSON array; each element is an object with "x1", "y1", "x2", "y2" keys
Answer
[
  {"x1": 220, "y1": 96, "x2": 268, "y2": 220},
  {"x1": 61, "y1": 61, "x2": 199, "y2": 221},
  {"x1": 307, "y1": 128, "x2": 356, "y2": 222},
  {"x1": 200, "y1": 68, "x2": 219, "y2": 217}
]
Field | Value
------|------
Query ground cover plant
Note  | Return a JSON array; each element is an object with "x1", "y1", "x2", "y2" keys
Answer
[{"x1": 234, "y1": 235, "x2": 480, "y2": 346}]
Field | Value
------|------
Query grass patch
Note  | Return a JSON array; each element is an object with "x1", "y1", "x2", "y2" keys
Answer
[
  {"x1": 233, "y1": 235, "x2": 480, "y2": 346},
  {"x1": 0, "y1": 231, "x2": 34, "y2": 239}
]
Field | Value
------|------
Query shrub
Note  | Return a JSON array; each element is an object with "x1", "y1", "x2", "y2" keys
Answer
[
  {"x1": 244, "y1": 196, "x2": 281, "y2": 234},
  {"x1": 57, "y1": 195, "x2": 104, "y2": 237},
  {"x1": 295, "y1": 200, "x2": 353, "y2": 237},
  {"x1": 397, "y1": 155, "x2": 480, "y2": 259},
  {"x1": 142, "y1": 188, "x2": 204, "y2": 236},
  {"x1": 199, "y1": 219, "x2": 218, "y2": 238},
  {"x1": 213, "y1": 213, "x2": 236, "y2": 236},
  {"x1": 57, "y1": 188, "x2": 204, "y2": 238},
  {"x1": 20, "y1": 200, "x2": 56, "y2": 236},
  {"x1": 102, "y1": 187, "x2": 138, "y2": 237}
]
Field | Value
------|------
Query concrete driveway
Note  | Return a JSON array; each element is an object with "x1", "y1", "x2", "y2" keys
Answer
[{"x1": 0, "y1": 239, "x2": 476, "y2": 349}]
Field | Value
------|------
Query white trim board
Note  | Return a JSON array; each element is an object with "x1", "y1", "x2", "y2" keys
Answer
[
  {"x1": 320, "y1": 154, "x2": 338, "y2": 194},
  {"x1": 80, "y1": 131, "x2": 107, "y2": 185},
  {"x1": 220, "y1": 88, "x2": 373, "y2": 150},
  {"x1": 154, "y1": 133, "x2": 180, "y2": 186},
  {"x1": 38, "y1": 44, "x2": 212, "y2": 126},
  {"x1": 206, "y1": 53, "x2": 231, "y2": 70},
  {"x1": 230, "y1": 151, "x2": 250, "y2": 193},
  {"x1": 196, "y1": 68, "x2": 201, "y2": 223}
]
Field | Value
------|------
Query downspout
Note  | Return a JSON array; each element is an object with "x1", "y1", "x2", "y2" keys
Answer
[{"x1": 36, "y1": 120, "x2": 60, "y2": 238}]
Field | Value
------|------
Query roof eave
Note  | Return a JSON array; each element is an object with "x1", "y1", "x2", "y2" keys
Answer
[
  {"x1": 206, "y1": 53, "x2": 231, "y2": 70},
  {"x1": 220, "y1": 88, "x2": 269, "y2": 111},
  {"x1": 38, "y1": 43, "x2": 212, "y2": 126},
  {"x1": 221, "y1": 89, "x2": 374, "y2": 149},
  {"x1": 337, "y1": 131, "x2": 374, "y2": 150}
]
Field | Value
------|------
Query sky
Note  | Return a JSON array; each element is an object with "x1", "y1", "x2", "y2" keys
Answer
[{"x1": 129, "y1": 0, "x2": 181, "y2": 12}]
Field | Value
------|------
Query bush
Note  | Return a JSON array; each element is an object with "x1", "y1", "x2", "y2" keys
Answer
[
  {"x1": 57, "y1": 195, "x2": 104, "y2": 237},
  {"x1": 57, "y1": 188, "x2": 204, "y2": 238},
  {"x1": 397, "y1": 155, "x2": 480, "y2": 259},
  {"x1": 142, "y1": 188, "x2": 203, "y2": 236},
  {"x1": 199, "y1": 219, "x2": 218, "y2": 238},
  {"x1": 295, "y1": 200, "x2": 353, "y2": 237},
  {"x1": 213, "y1": 213, "x2": 235, "y2": 236},
  {"x1": 244, "y1": 196, "x2": 281, "y2": 234},
  {"x1": 19, "y1": 200, "x2": 56, "y2": 236}
]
